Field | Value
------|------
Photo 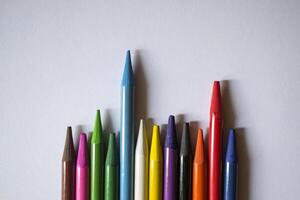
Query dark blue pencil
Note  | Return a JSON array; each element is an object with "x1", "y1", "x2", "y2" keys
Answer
[{"x1": 223, "y1": 129, "x2": 238, "y2": 200}]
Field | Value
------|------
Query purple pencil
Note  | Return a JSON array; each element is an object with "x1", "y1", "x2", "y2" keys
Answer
[
  {"x1": 76, "y1": 133, "x2": 89, "y2": 200},
  {"x1": 163, "y1": 115, "x2": 178, "y2": 200}
]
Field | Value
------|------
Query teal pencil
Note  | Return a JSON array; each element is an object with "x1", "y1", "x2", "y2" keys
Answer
[{"x1": 120, "y1": 50, "x2": 135, "y2": 200}]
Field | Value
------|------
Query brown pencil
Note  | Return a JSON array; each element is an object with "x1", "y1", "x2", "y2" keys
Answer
[{"x1": 62, "y1": 127, "x2": 76, "y2": 200}]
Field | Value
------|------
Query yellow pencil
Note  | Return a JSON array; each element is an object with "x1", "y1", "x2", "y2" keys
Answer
[{"x1": 149, "y1": 125, "x2": 163, "y2": 200}]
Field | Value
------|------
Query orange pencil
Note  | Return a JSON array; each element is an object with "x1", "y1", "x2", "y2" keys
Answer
[{"x1": 192, "y1": 129, "x2": 206, "y2": 200}]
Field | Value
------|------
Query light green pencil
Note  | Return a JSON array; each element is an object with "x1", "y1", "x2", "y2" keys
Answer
[{"x1": 90, "y1": 110, "x2": 104, "y2": 200}]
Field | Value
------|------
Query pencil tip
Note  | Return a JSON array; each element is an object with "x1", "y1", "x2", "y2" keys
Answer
[
  {"x1": 106, "y1": 133, "x2": 117, "y2": 165},
  {"x1": 165, "y1": 115, "x2": 178, "y2": 149},
  {"x1": 194, "y1": 129, "x2": 205, "y2": 163},
  {"x1": 180, "y1": 123, "x2": 191, "y2": 156},
  {"x1": 225, "y1": 129, "x2": 237, "y2": 163},
  {"x1": 210, "y1": 81, "x2": 222, "y2": 115},
  {"x1": 150, "y1": 125, "x2": 162, "y2": 161},
  {"x1": 92, "y1": 110, "x2": 102, "y2": 143},
  {"x1": 136, "y1": 119, "x2": 149, "y2": 155},
  {"x1": 62, "y1": 127, "x2": 76, "y2": 161},
  {"x1": 77, "y1": 133, "x2": 89, "y2": 167},
  {"x1": 121, "y1": 50, "x2": 134, "y2": 86}
]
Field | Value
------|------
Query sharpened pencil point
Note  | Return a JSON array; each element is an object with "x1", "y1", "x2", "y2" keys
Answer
[
  {"x1": 165, "y1": 115, "x2": 178, "y2": 149},
  {"x1": 121, "y1": 50, "x2": 134, "y2": 86},
  {"x1": 180, "y1": 123, "x2": 191, "y2": 156},
  {"x1": 106, "y1": 133, "x2": 117, "y2": 165},
  {"x1": 136, "y1": 119, "x2": 149, "y2": 155},
  {"x1": 226, "y1": 129, "x2": 237, "y2": 163},
  {"x1": 210, "y1": 81, "x2": 222, "y2": 116},
  {"x1": 91, "y1": 110, "x2": 102, "y2": 143},
  {"x1": 194, "y1": 128, "x2": 205, "y2": 164},
  {"x1": 77, "y1": 133, "x2": 89, "y2": 167},
  {"x1": 62, "y1": 126, "x2": 76, "y2": 161},
  {"x1": 150, "y1": 125, "x2": 162, "y2": 161}
]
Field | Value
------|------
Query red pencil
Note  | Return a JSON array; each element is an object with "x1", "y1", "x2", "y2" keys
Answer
[{"x1": 208, "y1": 81, "x2": 223, "y2": 200}]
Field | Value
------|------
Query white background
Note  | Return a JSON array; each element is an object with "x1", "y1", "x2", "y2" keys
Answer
[{"x1": 1, "y1": 0, "x2": 300, "y2": 199}]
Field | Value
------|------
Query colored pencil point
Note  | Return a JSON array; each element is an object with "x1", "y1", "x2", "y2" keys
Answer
[
  {"x1": 134, "y1": 119, "x2": 149, "y2": 200},
  {"x1": 210, "y1": 81, "x2": 222, "y2": 117},
  {"x1": 149, "y1": 125, "x2": 163, "y2": 200},
  {"x1": 208, "y1": 81, "x2": 223, "y2": 200},
  {"x1": 62, "y1": 127, "x2": 76, "y2": 200},
  {"x1": 193, "y1": 129, "x2": 206, "y2": 200},
  {"x1": 223, "y1": 129, "x2": 238, "y2": 200},
  {"x1": 163, "y1": 115, "x2": 178, "y2": 200},
  {"x1": 90, "y1": 110, "x2": 104, "y2": 200},
  {"x1": 105, "y1": 133, "x2": 117, "y2": 200},
  {"x1": 121, "y1": 50, "x2": 135, "y2": 86},
  {"x1": 120, "y1": 50, "x2": 135, "y2": 200},
  {"x1": 179, "y1": 123, "x2": 192, "y2": 200},
  {"x1": 76, "y1": 133, "x2": 89, "y2": 200}
]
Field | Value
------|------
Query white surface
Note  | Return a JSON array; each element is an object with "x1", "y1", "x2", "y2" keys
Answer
[{"x1": 0, "y1": 1, "x2": 299, "y2": 199}]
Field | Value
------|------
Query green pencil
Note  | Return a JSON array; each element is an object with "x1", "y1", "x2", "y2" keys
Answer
[
  {"x1": 105, "y1": 133, "x2": 117, "y2": 200},
  {"x1": 90, "y1": 110, "x2": 104, "y2": 200}
]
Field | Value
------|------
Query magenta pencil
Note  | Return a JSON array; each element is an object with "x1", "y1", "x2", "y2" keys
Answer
[{"x1": 76, "y1": 133, "x2": 89, "y2": 200}]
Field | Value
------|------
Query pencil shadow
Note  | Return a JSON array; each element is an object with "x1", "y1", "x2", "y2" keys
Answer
[
  {"x1": 221, "y1": 80, "x2": 250, "y2": 200},
  {"x1": 221, "y1": 80, "x2": 236, "y2": 131},
  {"x1": 87, "y1": 131, "x2": 93, "y2": 152},
  {"x1": 146, "y1": 118, "x2": 154, "y2": 145},
  {"x1": 204, "y1": 127, "x2": 209, "y2": 154},
  {"x1": 103, "y1": 109, "x2": 114, "y2": 148},
  {"x1": 236, "y1": 128, "x2": 251, "y2": 200},
  {"x1": 160, "y1": 123, "x2": 168, "y2": 147},
  {"x1": 72, "y1": 125, "x2": 92, "y2": 154},
  {"x1": 73, "y1": 125, "x2": 83, "y2": 153},
  {"x1": 115, "y1": 131, "x2": 120, "y2": 163},
  {"x1": 133, "y1": 50, "x2": 148, "y2": 142},
  {"x1": 189, "y1": 121, "x2": 202, "y2": 153},
  {"x1": 103, "y1": 109, "x2": 114, "y2": 132},
  {"x1": 175, "y1": 114, "x2": 186, "y2": 145},
  {"x1": 115, "y1": 130, "x2": 120, "y2": 200}
]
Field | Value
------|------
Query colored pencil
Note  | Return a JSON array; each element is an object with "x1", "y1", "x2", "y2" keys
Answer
[
  {"x1": 179, "y1": 123, "x2": 192, "y2": 200},
  {"x1": 193, "y1": 129, "x2": 206, "y2": 200},
  {"x1": 149, "y1": 125, "x2": 163, "y2": 200},
  {"x1": 90, "y1": 110, "x2": 104, "y2": 200},
  {"x1": 76, "y1": 133, "x2": 89, "y2": 200},
  {"x1": 134, "y1": 119, "x2": 149, "y2": 200},
  {"x1": 208, "y1": 81, "x2": 223, "y2": 200},
  {"x1": 104, "y1": 133, "x2": 117, "y2": 200},
  {"x1": 163, "y1": 115, "x2": 178, "y2": 200},
  {"x1": 62, "y1": 127, "x2": 76, "y2": 200},
  {"x1": 120, "y1": 50, "x2": 135, "y2": 200},
  {"x1": 223, "y1": 129, "x2": 238, "y2": 200}
]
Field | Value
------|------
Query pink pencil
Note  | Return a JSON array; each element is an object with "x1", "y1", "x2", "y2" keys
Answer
[{"x1": 76, "y1": 133, "x2": 89, "y2": 200}]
